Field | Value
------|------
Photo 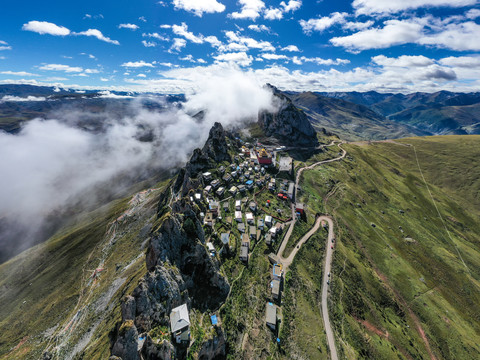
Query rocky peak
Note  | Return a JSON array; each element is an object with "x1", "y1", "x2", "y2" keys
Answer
[
  {"x1": 174, "y1": 122, "x2": 231, "y2": 195},
  {"x1": 259, "y1": 88, "x2": 319, "y2": 147}
]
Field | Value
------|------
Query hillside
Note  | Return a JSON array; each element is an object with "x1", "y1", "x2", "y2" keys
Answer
[
  {"x1": 289, "y1": 136, "x2": 480, "y2": 359},
  {"x1": 1, "y1": 115, "x2": 480, "y2": 360},
  {"x1": 289, "y1": 91, "x2": 426, "y2": 141}
]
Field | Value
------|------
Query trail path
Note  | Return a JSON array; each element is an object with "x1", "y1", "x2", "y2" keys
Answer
[{"x1": 274, "y1": 141, "x2": 345, "y2": 360}]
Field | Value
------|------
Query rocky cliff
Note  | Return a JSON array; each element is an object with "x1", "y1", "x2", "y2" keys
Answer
[
  {"x1": 174, "y1": 122, "x2": 231, "y2": 196},
  {"x1": 258, "y1": 85, "x2": 319, "y2": 147}
]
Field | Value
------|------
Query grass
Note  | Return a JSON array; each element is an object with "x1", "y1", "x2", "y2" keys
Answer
[
  {"x1": 292, "y1": 136, "x2": 480, "y2": 359},
  {"x1": 0, "y1": 182, "x2": 167, "y2": 359}
]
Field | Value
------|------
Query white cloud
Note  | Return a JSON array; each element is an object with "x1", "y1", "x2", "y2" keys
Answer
[
  {"x1": 139, "y1": 16, "x2": 147, "y2": 22},
  {"x1": 198, "y1": 58, "x2": 207, "y2": 64},
  {"x1": 280, "y1": 0, "x2": 302, "y2": 12},
  {"x1": 0, "y1": 71, "x2": 38, "y2": 76},
  {"x1": 248, "y1": 24, "x2": 271, "y2": 32},
  {"x1": 204, "y1": 35, "x2": 222, "y2": 47},
  {"x1": 84, "y1": 68, "x2": 100, "y2": 74},
  {"x1": 0, "y1": 46, "x2": 12, "y2": 51},
  {"x1": 143, "y1": 32, "x2": 169, "y2": 41},
  {"x1": 118, "y1": 23, "x2": 139, "y2": 30},
  {"x1": 137, "y1": 73, "x2": 147, "y2": 78},
  {"x1": 75, "y1": 29, "x2": 120, "y2": 45},
  {"x1": 142, "y1": 40, "x2": 157, "y2": 47},
  {"x1": 39, "y1": 64, "x2": 83, "y2": 72},
  {"x1": 281, "y1": 45, "x2": 300, "y2": 52},
  {"x1": 222, "y1": 31, "x2": 275, "y2": 52},
  {"x1": 172, "y1": 0, "x2": 226, "y2": 16},
  {"x1": 180, "y1": 54, "x2": 196, "y2": 62},
  {"x1": 439, "y1": 55, "x2": 480, "y2": 67},
  {"x1": 213, "y1": 52, "x2": 253, "y2": 66},
  {"x1": 330, "y1": 19, "x2": 423, "y2": 50},
  {"x1": 372, "y1": 55, "x2": 435, "y2": 67},
  {"x1": 419, "y1": 21, "x2": 480, "y2": 51},
  {"x1": 22, "y1": 21, "x2": 70, "y2": 36},
  {"x1": 466, "y1": 8, "x2": 480, "y2": 19},
  {"x1": 172, "y1": 22, "x2": 204, "y2": 43},
  {"x1": 353, "y1": 0, "x2": 477, "y2": 15},
  {"x1": 230, "y1": 0, "x2": 265, "y2": 20},
  {"x1": 121, "y1": 60, "x2": 155, "y2": 68},
  {"x1": 300, "y1": 12, "x2": 348, "y2": 33},
  {"x1": 170, "y1": 38, "x2": 187, "y2": 52},
  {"x1": 1, "y1": 95, "x2": 46, "y2": 102},
  {"x1": 261, "y1": 53, "x2": 289, "y2": 60},
  {"x1": 264, "y1": 8, "x2": 284, "y2": 20},
  {"x1": 342, "y1": 20, "x2": 374, "y2": 31},
  {"x1": 332, "y1": 17, "x2": 480, "y2": 52}
]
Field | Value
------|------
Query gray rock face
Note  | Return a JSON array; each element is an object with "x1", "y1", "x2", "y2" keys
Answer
[
  {"x1": 197, "y1": 328, "x2": 227, "y2": 360},
  {"x1": 259, "y1": 86, "x2": 318, "y2": 147},
  {"x1": 111, "y1": 321, "x2": 140, "y2": 360},
  {"x1": 132, "y1": 265, "x2": 188, "y2": 332},
  {"x1": 141, "y1": 336, "x2": 175, "y2": 360},
  {"x1": 146, "y1": 213, "x2": 229, "y2": 312},
  {"x1": 174, "y1": 122, "x2": 231, "y2": 195}
]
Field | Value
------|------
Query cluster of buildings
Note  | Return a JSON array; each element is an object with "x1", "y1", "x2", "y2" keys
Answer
[{"x1": 265, "y1": 262, "x2": 284, "y2": 331}]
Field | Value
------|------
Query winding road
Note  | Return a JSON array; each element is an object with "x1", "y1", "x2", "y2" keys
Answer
[{"x1": 276, "y1": 142, "x2": 346, "y2": 360}]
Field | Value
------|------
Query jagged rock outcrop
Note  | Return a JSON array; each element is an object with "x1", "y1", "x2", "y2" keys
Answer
[
  {"x1": 146, "y1": 212, "x2": 229, "y2": 311},
  {"x1": 131, "y1": 265, "x2": 189, "y2": 332},
  {"x1": 141, "y1": 336, "x2": 175, "y2": 360},
  {"x1": 174, "y1": 122, "x2": 231, "y2": 195},
  {"x1": 111, "y1": 320, "x2": 140, "y2": 360},
  {"x1": 197, "y1": 328, "x2": 227, "y2": 360},
  {"x1": 259, "y1": 84, "x2": 319, "y2": 147}
]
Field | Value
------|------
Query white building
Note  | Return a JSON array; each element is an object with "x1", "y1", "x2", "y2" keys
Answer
[{"x1": 170, "y1": 304, "x2": 190, "y2": 344}]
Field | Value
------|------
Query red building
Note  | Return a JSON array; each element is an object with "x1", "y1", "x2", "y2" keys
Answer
[{"x1": 257, "y1": 148, "x2": 273, "y2": 165}]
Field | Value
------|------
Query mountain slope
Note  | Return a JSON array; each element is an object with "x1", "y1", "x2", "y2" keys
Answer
[
  {"x1": 289, "y1": 91, "x2": 427, "y2": 141},
  {"x1": 286, "y1": 136, "x2": 480, "y2": 359},
  {"x1": 319, "y1": 90, "x2": 480, "y2": 135}
]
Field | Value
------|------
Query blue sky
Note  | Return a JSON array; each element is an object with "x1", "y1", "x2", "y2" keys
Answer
[{"x1": 0, "y1": 0, "x2": 479, "y2": 93}]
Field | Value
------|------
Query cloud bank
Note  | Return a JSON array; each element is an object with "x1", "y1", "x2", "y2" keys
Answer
[{"x1": 0, "y1": 70, "x2": 276, "y2": 261}]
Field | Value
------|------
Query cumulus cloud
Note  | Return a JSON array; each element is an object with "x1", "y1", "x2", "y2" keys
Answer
[
  {"x1": 281, "y1": 45, "x2": 300, "y2": 52},
  {"x1": 221, "y1": 31, "x2": 275, "y2": 52},
  {"x1": 353, "y1": 0, "x2": 477, "y2": 15},
  {"x1": 0, "y1": 71, "x2": 38, "y2": 76},
  {"x1": 248, "y1": 24, "x2": 272, "y2": 32},
  {"x1": 22, "y1": 21, "x2": 71, "y2": 36},
  {"x1": 331, "y1": 16, "x2": 480, "y2": 52},
  {"x1": 39, "y1": 63, "x2": 83, "y2": 72},
  {"x1": 74, "y1": 29, "x2": 120, "y2": 45},
  {"x1": 170, "y1": 38, "x2": 187, "y2": 52},
  {"x1": 118, "y1": 23, "x2": 139, "y2": 30},
  {"x1": 173, "y1": 0, "x2": 226, "y2": 16},
  {"x1": 121, "y1": 60, "x2": 156, "y2": 68},
  {"x1": 330, "y1": 19, "x2": 423, "y2": 50},
  {"x1": 142, "y1": 40, "x2": 157, "y2": 47},
  {"x1": 230, "y1": 0, "x2": 265, "y2": 20},
  {"x1": 300, "y1": 12, "x2": 348, "y2": 33},
  {"x1": 214, "y1": 52, "x2": 253, "y2": 66},
  {"x1": 439, "y1": 55, "x2": 480, "y2": 67},
  {"x1": 261, "y1": 53, "x2": 289, "y2": 60},
  {"x1": 372, "y1": 54, "x2": 435, "y2": 67},
  {"x1": 143, "y1": 32, "x2": 169, "y2": 41}
]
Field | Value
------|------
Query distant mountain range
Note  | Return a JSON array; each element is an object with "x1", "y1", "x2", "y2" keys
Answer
[
  {"x1": 315, "y1": 90, "x2": 480, "y2": 137},
  {"x1": 2, "y1": 84, "x2": 480, "y2": 140}
]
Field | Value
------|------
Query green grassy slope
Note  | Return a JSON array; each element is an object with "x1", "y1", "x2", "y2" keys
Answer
[
  {"x1": 0, "y1": 183, "x2": 165, "y2": 359},
  {"x1": 290, "y1": 136, "x2": 480, "y2": 359}
]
